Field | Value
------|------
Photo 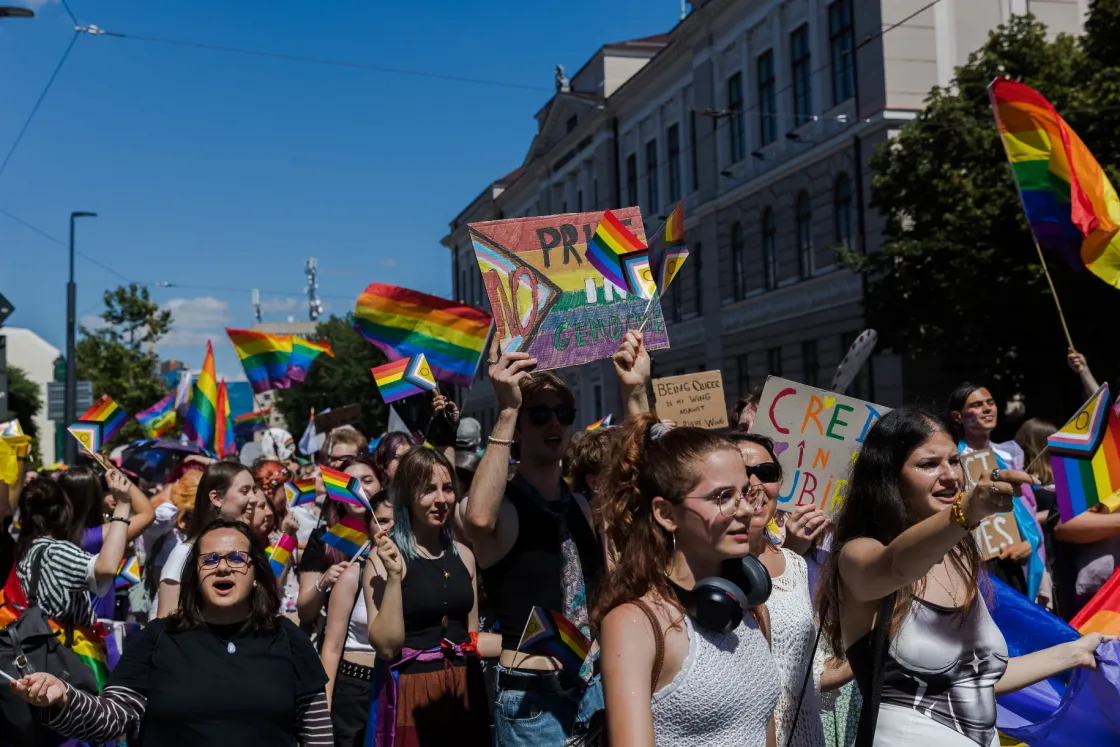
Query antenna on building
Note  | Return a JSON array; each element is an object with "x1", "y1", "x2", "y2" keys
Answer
[
  {"x1": 252, "y1": 288, "x2": 262, "y2": 323},
  {"x1": 304, "y1": 258, "x2": 323, "y2": 322}
]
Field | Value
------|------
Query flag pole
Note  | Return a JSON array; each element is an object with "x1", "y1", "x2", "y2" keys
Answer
[{"x1": 1033, "y1": 242, "x2": 1076, "y2": 351}]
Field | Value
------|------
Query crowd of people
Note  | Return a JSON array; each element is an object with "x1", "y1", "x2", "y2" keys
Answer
[{"x1": 0, "y1": 334, "x2": 1116, "y2": 746}]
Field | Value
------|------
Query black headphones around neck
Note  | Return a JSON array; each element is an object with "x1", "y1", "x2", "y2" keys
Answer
[{"x1": 672, "y1": 555, "x2": 772, "y2": 635}]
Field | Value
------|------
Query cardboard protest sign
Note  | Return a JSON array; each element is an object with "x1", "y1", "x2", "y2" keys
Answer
[
  {"x1": 468, "y1": 209, "x2": 670, "y2": 372},
  {"x1": 752, "y1": 376, "x2": 890, "y2": 516},
  {"x1": 315, "y1": 404, "x2": 362, "y2": 433},
  {"x1": 960, "y1": 448, "x2": 1023, "y2": 561},
  {"x1": 652, "y1": 371, "x2": 729, "y2": 429}
]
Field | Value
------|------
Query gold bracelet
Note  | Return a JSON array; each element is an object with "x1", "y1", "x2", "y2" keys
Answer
[
  {"x1": 951, "y1": 492, "x2": 975, "y2": 530},
  {"x1": 487, "y1": 436, "x2": 514, "y2": 447}
]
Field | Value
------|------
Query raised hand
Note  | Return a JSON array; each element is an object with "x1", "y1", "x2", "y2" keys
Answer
[
  {"x1": 786, "y1": 505, "x2": 829, "y2": 544},
  {"x1": 105, "y1": 469, "x2": 132, "y2": 498},
  {"x1": 319, "y1": 561, "x2": 350, "y2": 592},
  {"x1": 1064, "y1": 633, "x2": 1117, "y2": 670},
  {"x1": 374, "y1": 531, "x2": 404, "y2": 581},
  {"x1": 432, "y1": 392, "x2": 460, "y2": 425},
  {"x1": 612, "y1": 330, "x2": 650, "y2": 390},
  {"x1": 487, "y1": 335, "x2": 537, "y2": 411},
  {"x1": 963, "y1": 467, "x2": 1038, "y2": 526}
]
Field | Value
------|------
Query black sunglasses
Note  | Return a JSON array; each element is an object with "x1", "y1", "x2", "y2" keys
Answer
[
  {"x1": 745, "y1": 462, "x2": 781, "y2": 484},
  {"x1": 526, "y1": 405, "x2": 577, "y2": 427}
]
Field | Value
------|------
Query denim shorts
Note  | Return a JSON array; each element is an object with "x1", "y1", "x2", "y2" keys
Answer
[{"x1": 491, "y1": 666, "x2": 604, "y2": 746}]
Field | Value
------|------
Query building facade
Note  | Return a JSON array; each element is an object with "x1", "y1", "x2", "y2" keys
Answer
[
  {"x1": 443, "y1": 0, "x2": 1086, "y2": 433},
  {"x1": 0, "y1": 327, "x2": 61, "y2": 465}
]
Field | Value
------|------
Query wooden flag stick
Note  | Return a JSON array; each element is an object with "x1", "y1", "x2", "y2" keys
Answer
[
  {"x1": 1023, "y1": 445, "x2": 1049, "y2": 480},
  {"x1": 1034, "y1": 242, "x2": 1076, "y2": 351}
]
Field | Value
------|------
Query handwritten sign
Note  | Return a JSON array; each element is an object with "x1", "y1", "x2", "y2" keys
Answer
[
  {"x1": 468, "y1": 209, "x2": 670, "y2": 372},
  {"x1": 752, "y1": 376, "x2": 890, "y2": 516},
  {"x1": 652, "y1": 371, "x2": 729, "y2": 429},
  {"x1": 961, "y1": 449, "x2": 1022, "y2": 561}
]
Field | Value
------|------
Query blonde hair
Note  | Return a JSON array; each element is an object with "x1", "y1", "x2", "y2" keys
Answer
[{"x1": 1015, "y1": 418, "x2": 1057, "y2": 485}]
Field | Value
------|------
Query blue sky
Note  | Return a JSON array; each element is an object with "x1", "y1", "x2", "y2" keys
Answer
[{"x1": 1, "y1": 0, "x2": 677, "y2": 384}]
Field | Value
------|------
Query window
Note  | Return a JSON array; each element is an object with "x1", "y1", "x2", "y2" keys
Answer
[
  {"x1": 762, "y1": 208, "x2": 778, "y2": 290},
  {"x1": 593, "y1": 178, "x2": 599, "y2": 208},
  {"x1": 796, "y1": 191, "x2": 813, "y2": 278},
  {"x1": 767, "y1": 346, "x2": 783, "y2": 376},
  {"x1": 669, "y1": 272, "x2": 683, "y2": 322},
  {"x1": 840, "y1": 331, "x2": 873, "y2": 400},
  {"x1": 577, "y1": 189, "x2": 584, "y2": 212},
  {"x1": 736, "y1": 354, "x2": 750, "y2": 396},
  {"x1": 791, "y1": 25, "x2": 812, "y2": 126},
  {"x1": 693, "y1": 242, "x2": 703, "y2": 316},
  {"x1": 731, "y1": 222, "x2": 747, "y2": 300},
  {"x1": 830, "y1": 0, "x2": 855, "y2": 106},
  {"x1": 646, "y1": 139, "x2": 660, "y2": 210},
  {"x1": 728, "y1": 72, "x2": 745, "y2": 163},
  {"x1": 757, "y1": 51, "x2": 777, "y2": 146},
  {"x1": 834, "y1": 173, "x2": 854, "y2": 250},
  {"x1": 802, "y1": 340, "x2": 819, "y2": 387},
  {"x1": 561, "y1": 200, "x2": 568, "y2": 213},
  {"x1": 567, "y1": 115, "x2": 578, "y2": 134},
  {"x1": 593, "y1": 384, "x2": 603, "y2": 419},
  {"x1": 626, "y1": 154, "x2": 638, "y2": 207},
  {"x1": 690, "y1": 110, "x2": 699, "y2": 191},
  {"x1": 667, "y1": 124, "x2": 682, "y2": 203}
]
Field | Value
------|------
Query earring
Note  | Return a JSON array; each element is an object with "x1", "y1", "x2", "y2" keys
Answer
[{"x1": 664, "y1": 533, "x2": 676, "y2": 578}]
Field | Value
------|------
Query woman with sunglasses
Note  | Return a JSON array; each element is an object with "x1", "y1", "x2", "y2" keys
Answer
[
  {"x1": 10, "y1": 519, "x2": 333, "y2": 746},
  {"x1": 596, "y1": 414, "x2": 779, "y2": 746}
]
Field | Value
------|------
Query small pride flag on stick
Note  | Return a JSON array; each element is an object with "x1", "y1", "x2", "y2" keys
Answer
[
  {"x1": 319, "y1": 466, "x2": 373, "y2": 511},
  {"x1": 515, "y1": 607, "x2": 591, "y2": 674},
  {"x1": 323, "y1": 514, "x2": 368, "y2": 558},
  {"x1": 268, "y1": 533, "x2": 297, "y2": 578},
  {"x1": 371, "y1": 353, "x2": 439, "y2": 404},
  {"x1": 67, "y1": 394, "x2": 128, "y2": 453},
  {"x1": 285, "y1": 478, "x2": 318, "y2": 508},
  {"x1": 586, "y1": 209, "x2": 654, "y2": 300},
  {"x1": 114, "y1": 556, "x2": 141, "y2": 590}
]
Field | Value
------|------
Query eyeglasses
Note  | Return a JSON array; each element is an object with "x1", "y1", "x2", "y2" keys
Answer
[
  {"x1": 526, "y1": 405, "x2": 577, "y2": 427},
  {"x1": 198, "y1": 551, "x2": 251, "y2": 570},
  {"x1": 689, "y1": 487, "x2": 765, "y2": 518},
  {"x1": 745, "y1": 462, "x2": 781, "y2": 484}
]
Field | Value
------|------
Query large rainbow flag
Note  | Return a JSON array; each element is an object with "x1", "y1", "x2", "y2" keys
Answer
[
  {"x1": 214, "y1": 380, "x2": 236, "y2": 457},
  {"x1": 989, "y1": 77, "x2": 1120, "y2": 288},
  {"x1": 353, "y1": 283, "x2": 492, "y2": 388},
  {"x1": 288, "y1": 336, "x2": 334, "y2": 382},
  {"x1": 1047, "y1": 383, "x2": 1120, "y2": 521},
  {"x1": 1072, "y1": 568, "x2": 1120, "y2": 635},
  {"x1": 587, "y1": 209, "x2": 654, "y2": 299},
  {"x1": 226, "y1": 328, "x2": 294, "y2": 394},
  {"x1": 233, "y1": 408, "x2": 270, "y2": 435},
  {"x1": 183, "y1": 341, "x2": 218, "y2": 452},
  {"x1": 135, "y1": 393, "x2": 176, "y2": 438}
]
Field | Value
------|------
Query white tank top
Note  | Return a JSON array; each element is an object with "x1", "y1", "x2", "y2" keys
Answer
[
  {"x1": 342, "y1": 566, "x2": 374, "y2": 654},
  {"x1": 650, "y1": 612, "x2": 779, "y2": 746}
]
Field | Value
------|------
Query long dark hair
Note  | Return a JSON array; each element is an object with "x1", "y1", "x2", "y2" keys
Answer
[
  {"x1": 390, "y1": 447, "x2": 459, "y2": 561},
  {"x1": 15, "y1": 479, "x2": 79, "y2": 559},
  {"x1": 187, "y1": 462, "x2": 252, "y2": 541},
  {"x1": 816, "y1": 407, "x2": 982, "y2": 658},
  {"x1": 57, "y1": 466, "x2": 108, "y2": 530},
  {"x1": 945, "y1": 381, "x2": 986, "y2": 442},
  {"x1": 165, "y1": 519, "x2": 280, "y2": 633}
]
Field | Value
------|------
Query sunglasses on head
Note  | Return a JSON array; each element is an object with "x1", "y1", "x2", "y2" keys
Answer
[
  {"x1": 745, "y1": 462, "x2": 781, "y2": 484},
  {"x1": 525, "y1": 405, "x2": 577, "y2": 427}
]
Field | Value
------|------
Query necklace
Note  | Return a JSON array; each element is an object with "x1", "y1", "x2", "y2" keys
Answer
[{"x1": 928, "y1": 566, "x2": 960, "y2": 606}]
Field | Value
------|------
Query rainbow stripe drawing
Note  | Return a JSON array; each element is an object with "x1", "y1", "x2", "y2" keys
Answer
[
  {"x1": 67, "y1": 394, "x2": 128, "y2": 453},
  {"x1": 371, "y1": 353, "x2": 439, "y2": 404},
  {"x1": 1048, "y1": 383, "x2": 1120, "y2": 521}
]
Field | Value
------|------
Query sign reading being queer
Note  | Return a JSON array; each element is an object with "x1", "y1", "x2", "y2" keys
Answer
[
  {"x1": 752, "y1": 376, "x2": 891, "y2": 516},
  {"x1": 468, "y1": 209, "x2": 670, "y2": 372}
]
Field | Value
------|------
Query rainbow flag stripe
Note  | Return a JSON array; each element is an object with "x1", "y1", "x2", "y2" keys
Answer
[
  {"x1": 320, "y1": 465, "x2": 372, "y2": 510},
  {"x1": 1048, "y1": 383, "x2": 1120, "y2": 521},
  {"x1": 586, "y1": 414, "x2": 612, "y2": 431},
  {"x1": 288, "y1": 337, "x2": 334, "y2": 383},
  {"x1": 517, "y1": 607, "x2": 591, "y2": 673},
  {"x1": 1072, "y1": 563, "x2": 1120, "y2": 635},
  {"x1": 226, "y1": 328, "x2": 294, "y2": 394},
  {"x1": 371, "y1": 353, "x2": 438, "y2": 404},
  {"x1": 67, "y1": 394, "x2": 128, "y2": 453},
  {"x1": 323, "y1": 514, "x2": 367, "y2": 557},
  {"x1": 183, "y1": 342, "x2": 219, "y2": 452},
  {"x1": 268, "y1": 533, "x2": 297, "y2": 577},
  {"x1": 353, "y1": 283, "x2": 492, "y2": 388},
  {"x1": 587, "y1": 209, "x2": 649, "y2": 295},
  {"x1": 214, "y1": 380, "x2": 236, "y2": 457},
  {"x1": 285, "y1": 478, "x2": 318, "y2": 507},
  {"x1": 649, "y1": 201, "x2": 689, "y2": 292},
  {"x1": 990, "y1": 78, "x2": 1120, "y2": 288},
  {"x1": 233, "y1": 409, "x2": 270, "y2": 434},
  {"x1": 136, "y1": 394, "x2": 177, "y2": 438},
  {"x1": 114, "y1": 556, "x2": 141, "y2": 590}
]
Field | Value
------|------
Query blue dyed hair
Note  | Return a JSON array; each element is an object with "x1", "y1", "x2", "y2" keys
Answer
[
  {"x1": 372, "y1": 431, "x2": 419, "y2": 484},
  {"x1": 389, "y1": 446, "x2": 459, "y2": 562}
]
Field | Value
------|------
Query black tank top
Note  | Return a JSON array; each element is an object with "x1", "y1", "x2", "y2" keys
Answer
[
  {"x1": 400, "y1": 551, "x2": 473, "y2": 673},
  {"x1": 479, "y1": 478, "x2": 603, "y2": 651}
]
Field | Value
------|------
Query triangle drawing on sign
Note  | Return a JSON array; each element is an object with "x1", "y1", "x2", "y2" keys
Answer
[{"x1": 1049, "y1": 383, "x2": 1111, "y2": 457}]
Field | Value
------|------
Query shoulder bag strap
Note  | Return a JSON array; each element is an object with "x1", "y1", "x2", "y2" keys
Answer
[
  {"x1": 26, "y1": 543, "x2": 45, "y2": 608},
  {"x1": 855, "y1": 594, "x2": 895, "y2": 747},
  {"x1": 632, "y1": 599, "x2": 664, "y2": 695}
]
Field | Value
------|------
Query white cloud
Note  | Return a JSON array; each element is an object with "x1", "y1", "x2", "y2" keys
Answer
[
  {"x1": 380, "y1": 258, "x2": 398, "y2": 268},
  {"x1": 216, "y1": 370, "x2": 248, "y2": 384},
  {"x1": 160, "y1": 329, "x2": 219, "y2": 348},
  {"x1": 79, "y1": 314, "x2": 105, "y2": 331},
  {"x1": 23, "y1": 0, "x2": 59, "y2": 8},
  {"x1": 163, "y1": 297, "x2": 231, "y2": 328},
  {"x1": 259, "y1": 297, "x2": 302, "y2": 314}
]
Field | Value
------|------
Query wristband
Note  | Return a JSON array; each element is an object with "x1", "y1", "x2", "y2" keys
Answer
[
  {"x1": 951, "y1": 492, "x2": 976, "y2": 530},
  {"x1": 487, "y1": 436, "x2": 514, "y2": 447},
  {"x1": 109, "y1": 516, "x2": 130, "y2": 526}
]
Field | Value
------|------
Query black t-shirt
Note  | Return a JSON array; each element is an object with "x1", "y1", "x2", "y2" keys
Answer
[
  {"x1": 300, "y1": 527, "x2": 330, "y2": 575},
  {"x1": 110, "y1": 617, "x2": 327, "y2": 746}
]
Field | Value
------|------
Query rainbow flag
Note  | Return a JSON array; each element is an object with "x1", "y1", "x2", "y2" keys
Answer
[
  {"x1": 288, "y1": 336, "x2": 334, "y2": 383},
  {"x1": 652, "y1": 200, "x2": 689, "y2": 292},
  {"x1": 989, "y1": 78, "x2": 1120, "y2": 288},
  {"x1": 353, "y1": 283, "x2": 492, "y2": 388},
  {"x1": 183, "y1": 341, "x2": 219, "y2": 452},
  {"x1": 320, "y1": 465, "x2": 373, "y2": 510},
  {"x1": 233, "y1": 408, "x2": 270, "y2": 435},
  {"x1": 135, "y1": 394, "x2": 176, "y2": 438},
  {"x1": 1072, "y1": 568, "x2": 1120, "y2": 635},
  {"x1": 323, "y1": 514, "x2": 367, "y2": 558},
  {"x1": 371, "y1": 353, "x2": 438, "y2": 404},
  {"x1": 67, "y1": 394, "x2": 128, "y2": 453},
  {"x1": 1047, "y1": 383, "x2": 1120, "y2": 521},
  {"x1": 587, "y1": 209, "x2": 653, "y2": 299},
  {"x1": 114, "y1": 556, "x2": 141, "y2": 590},
  {"x1": 214, "y1": 380, "x2": 236, "y2": 457},
  {"x1": 516, "y1": 607, "x2": 591, "y2": 674},
  {"x1": 586, "y1": 414, "x2": 612, "y2": 431},
  {"x1": 285, "y1": 478, "x2": 317, "y2": 507},
  {"x1": 268, "y1": 533, "x2": 297, "y2": 577},
  {"x1": 226, "y1": 328, "x2": 295, "y2": 394}
]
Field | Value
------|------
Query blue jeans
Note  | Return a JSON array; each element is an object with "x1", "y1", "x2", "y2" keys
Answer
[{"x1": 491, "y1": 666, "x2": 604, "y2": 746}]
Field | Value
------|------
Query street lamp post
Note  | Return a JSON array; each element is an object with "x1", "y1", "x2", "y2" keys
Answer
[{"x1": 63, "y1": 211, "x2": 97, "y2": 464}]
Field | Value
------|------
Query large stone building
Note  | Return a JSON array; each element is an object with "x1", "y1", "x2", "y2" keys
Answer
[{"x1": 443, "y1": 0, "x2": 1086, "y2": 433}]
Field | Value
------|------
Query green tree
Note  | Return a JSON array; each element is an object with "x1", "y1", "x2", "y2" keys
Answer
[
  {"x1": 273, "y1": 316, "x2": 390, "y2": 442},
  {"x1": 7, "y1": 366, "x2": 43, "y2": 466},
  {"x1": 77, "y1": 284, "x2": 174, "y2": 448},
  {"x1": 842, "y1": 12, "x2": 1120, "y2": 423}
]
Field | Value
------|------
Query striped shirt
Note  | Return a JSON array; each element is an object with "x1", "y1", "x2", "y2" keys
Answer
[{"x1": 16, "y1": 537, "x2": 103, "y2": 626}]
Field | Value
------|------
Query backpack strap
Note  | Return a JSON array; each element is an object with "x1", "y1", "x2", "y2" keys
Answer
[
  {"x1": 855, "y1": 594, "x2": 895, "y2": 747},
  {"x1": 632, "y1": 599, "x2": 664, "y2": 695}
]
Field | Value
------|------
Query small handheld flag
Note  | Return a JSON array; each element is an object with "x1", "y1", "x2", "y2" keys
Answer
[
  {"x1": 233, "y1": 409, "x2": 271, "y2": 435},
  {"x1": 516, "y1": 607, "x2": 591, "y2": 674},
  {"x1": 114, "y1": 556, "x2": 141, "y2": 590},
  {"x1": 586, "y1": 210, "x2": 652, "y2": 298},
  {"x1": 136, "y1": 394, "x2": 177, "y2": 439},
  {"x1": 323, "y1": 514, "x2": 367, "y2": 558},
  {"x1": 268, "y1": 533, "x2": 297, "y2": 578},
  {"x1": 68, "y1": 394, "x2": 128, "y2": 453},
  {"x1": 319, "y1": 465, "x2": 373, "y2": 510},
  {"x1": 1047, "y1": 383, "x2": 1120, "y2": 521},
  {"x1": 285, "y1": 478, "x2": 318, "y2": 507},
  {"x1": 371, "y1": 353, "x2": 439, "y2": 404},
  {"x1": 586, "y1": 414, "x2": 612, "y2": 431}
]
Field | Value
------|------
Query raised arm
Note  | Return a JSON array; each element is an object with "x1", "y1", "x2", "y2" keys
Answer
[
  {"x1": 117, "y1": 476, "x2": 155, "y2": 542},
  {"x1": 1068, "y1": 351, "x2": 1101, "y2": 399},
  {"x1": 612, "y1": 330, "x2": 651, "y2": 421},
  {"x1": 1053, "y1": 508, "x2": 1120, "y2": 544},
  {"x1": 366, "y1": 532, "x2": 406, "y2": 662},
  {"x1": 93, "y1": 470, "x2": 134, "y2": 582}
]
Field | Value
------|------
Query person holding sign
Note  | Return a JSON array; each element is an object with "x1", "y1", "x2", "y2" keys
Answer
[{"x1": 817, "y1": 408, "x2": 1110, "y2": 747}]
